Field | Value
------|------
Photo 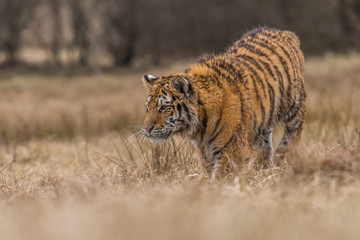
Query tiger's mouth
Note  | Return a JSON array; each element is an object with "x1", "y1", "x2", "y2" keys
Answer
[{"x1": 142, "y1": 128, "x2": 172, "y2": 142}]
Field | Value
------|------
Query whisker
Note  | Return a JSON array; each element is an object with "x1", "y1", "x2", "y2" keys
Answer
[{"x1": 126, "y1": 130, "x2": 143, "y2": 141}]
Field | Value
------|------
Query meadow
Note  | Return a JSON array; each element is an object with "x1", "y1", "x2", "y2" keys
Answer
[{"x1": 0, "y1": 53, "x2": 359, "y2": 240}]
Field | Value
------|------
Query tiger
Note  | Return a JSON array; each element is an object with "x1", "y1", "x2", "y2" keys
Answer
[{"x1": 141, "y1": 27, "x2": 306, "y2": 180}]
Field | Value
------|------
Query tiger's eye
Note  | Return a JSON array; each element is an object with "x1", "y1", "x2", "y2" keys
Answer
[{"x1": 159, "y1": 105, "x2": 168, "y2": 113}]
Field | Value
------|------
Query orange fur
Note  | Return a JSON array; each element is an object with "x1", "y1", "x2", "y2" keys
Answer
[{"x1": 142, "y1": 27, "x2": 306, "y2": 179}]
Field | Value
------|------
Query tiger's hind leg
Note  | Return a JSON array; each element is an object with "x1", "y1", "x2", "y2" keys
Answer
[
  {"x1": 275, "y1": 102, "x2": 306, "y2": 160},
  {"x1": 254, "y1": 128, "x2": 274, "y2": 168},
  {"x1": 262, "y1": 129, "x2": 274, "y2": 167}
]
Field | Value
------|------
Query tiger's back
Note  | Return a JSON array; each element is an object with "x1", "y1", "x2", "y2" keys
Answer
[
  {"x1": 142, "y1": 27, "x2": 306, "y2": 179},
  {"x1": 227, "y1": 27, "x2": 305, "y2": 131},
  {"x1": 227, "y1": 28, "x2": 306, "y2": 153}
]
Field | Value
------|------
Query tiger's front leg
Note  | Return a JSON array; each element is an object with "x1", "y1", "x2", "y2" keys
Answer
[{"x1": 198, "y1": 133, "x2": 242, "y2": 181}]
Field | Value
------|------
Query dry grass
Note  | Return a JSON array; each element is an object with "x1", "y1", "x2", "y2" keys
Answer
[{"x1": 0, "y1": 54, "x2": 360, "y2": 240}]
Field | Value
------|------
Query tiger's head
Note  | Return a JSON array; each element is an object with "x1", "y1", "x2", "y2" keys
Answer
[{"x1": 141, "y1": 74, "x2": 197, "y2": 142}]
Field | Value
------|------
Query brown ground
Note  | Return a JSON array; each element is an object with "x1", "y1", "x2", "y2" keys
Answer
[{"x1": 0, "y1": 54, "x2": 359, "y2": 240}]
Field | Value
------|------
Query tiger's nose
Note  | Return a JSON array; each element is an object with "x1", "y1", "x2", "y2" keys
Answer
[{"x1": 143, "y1": 125, "x2": 155, "y2": 133}]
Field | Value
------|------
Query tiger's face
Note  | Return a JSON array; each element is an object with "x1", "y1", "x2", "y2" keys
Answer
[{"x1": 142, "y1": 74, "x2": 195, "y2": 142}]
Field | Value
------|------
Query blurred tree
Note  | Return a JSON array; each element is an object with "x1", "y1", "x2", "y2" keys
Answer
[
  {"x1": 68, "y1": 0, "x2": 91, "y2": 65},
  {"x1": 0, "y1": 0, "x2": 38, "y2": 66},
  {"x1": 338, "y1": 0, "x2": 360, "y2": 48},
  {"x1": 0, "y1": 0, "x2": 358, "y2": 68},
  {"x1": 48, "y1": 0, "x2": 63, "y2": 66},
  {"x1": 101, "y1": 0, "x2": 138, "y2": 66}
]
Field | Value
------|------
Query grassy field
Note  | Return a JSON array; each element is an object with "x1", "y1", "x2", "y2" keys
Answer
[{"x1": 0, "y1": 54, "x2": 359, "y2": 240}]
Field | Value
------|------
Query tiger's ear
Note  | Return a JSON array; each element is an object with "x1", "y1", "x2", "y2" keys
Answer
[
  {"x1": 171, "y1": 77, "x2": 191, "y2": 95},
  {"x1": 142, "y1": 74, "x2": 158, "y2": 89}
]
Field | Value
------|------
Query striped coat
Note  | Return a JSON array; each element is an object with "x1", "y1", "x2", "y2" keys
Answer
[{"x1": 142, "y1": 27, "x2": 306, "y2": 179}]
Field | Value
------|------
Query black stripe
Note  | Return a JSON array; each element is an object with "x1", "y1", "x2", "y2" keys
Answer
[
  {"x1": 238, "y1": 41, "x2": 274, "y2": 67},
  {"x1": 198, "y1": 98, "x2": 208, "y2": 142},
  {"x1": 232, "y1": 76, "x2": 246, "y2": 124},
  {"x1": 275, "y1": 67, "x2": 285, "y2": 120},
  {"x1": 277, "y1": 44, "x2": 297, "y2": 78},
  {"x1": 238, "y1": 60, "x2": 267, "y2": 98},
  {"x1": 285, "y1": 102, "x2": 300, "y2": 122},
  {"x1": 239, "y1": 52, "x2": 276, "y2": 127},
  {"x1": 250, "y1": 75, "x2": 265, "y2": 123},
  {"x1": 223, "y1": 134, "x2": 234, "y2": 149},
  {"x1": 249, "y1": 38, "x2": 293, "y2": 107},
  {"x1": 237, "y1": 53, "x2": 277, "y2": 85},
  {"x1": 218, "y1": 60, "x2": 236, "y2": 76},
  {"x1": 182, "y1": 103, "x2": 190, "y2": 121},
  {"x1": 166, "y1": 120, "x2": 175, "y2": 127},
  {"x1": 258, "y1": 59, "x2": 276, "y2": 81},
  {"x1": 216, "y1": 59, "x2": 244, "y2": 86},
  {"x1": 238, "y1": 42, "x2": 282, "y2": 102},
  {"x1": 253, "y1": 123, "x2": 261, "y2": 145},
  {"x1": 285, "y1": 39, "x2": 304, "y2": 74},
  {"x1": 236, "y1": 54, "x2": 264, "y2": 74},
  {"x1": 240, "y1": 41, "x2": 285, "y2": 121},
  {"x1": 203, "y1": 61, "x2": 221, "y2": 76},
  {"x1": 177, "y1": 104, "x2": 182, "y2": 116},
  {"x1": 252, "y1": 115, "x2": 258, "y2": 132},
  {"x1": 188, "y1": 82, "x2": 194, "y2": 96},
  {"x1": 214, "y1": 60, "x2": 246, "y2": 124},
  {"x1": 208, "y1": 127, "x2": 224, "y2": 145},
  {"x1": 259, "y1": 31, "x2": 277, "y2": 39},
  {"x1": 236, "y1": 54, "x2": 270, "y2": 98},
  {"x1": 286, "y1": 106, "x2": 301, "y2": 123},
  {"x1": 210, "y1": 64, "x2": 232, "y2": 87},
  {"x1": 212, "y1": 134, "x2": 234, "y2": 159},
  {"x1": 212, "y1": 61, "x2": 243, "y2": 94},
  {"x1": 210, "y1": 114, "x2": 222, "y2": 136},
  {"x1": 212, "y1": 148, "x2": 223, "y2": 159},
  {"x1": 202, "y1": 61, "x2": 224, "y2": 89},
  {"x1": 266, "y1": 82, "x2": 275, "y2": 126},
  {"x1": 248, "y1": 38, "x2": 291, "y2": 85},
  {"x1": 276, "y1": 44, "x2": 296, "y2": 101}
]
